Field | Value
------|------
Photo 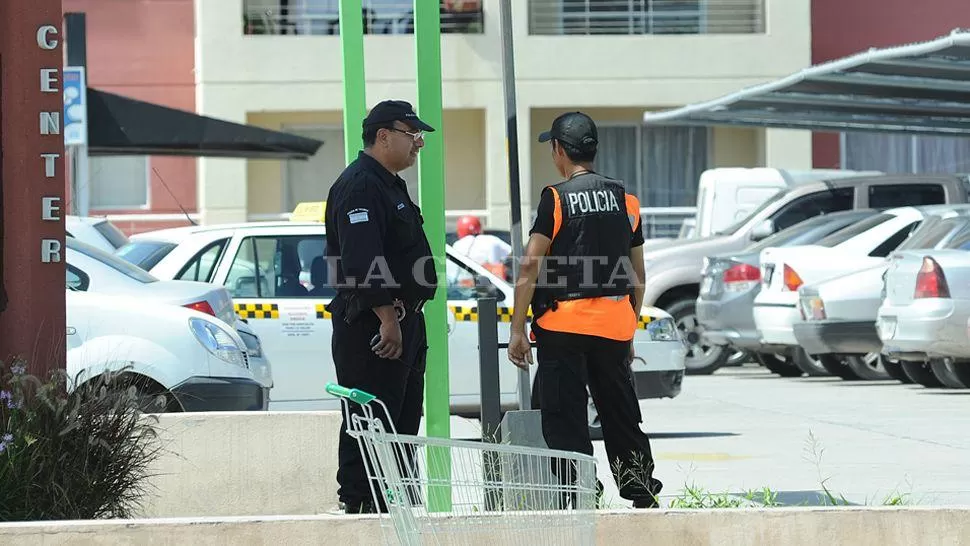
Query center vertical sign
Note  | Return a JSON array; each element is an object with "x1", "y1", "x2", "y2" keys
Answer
[{"x1": 0, "y1": 2, "x2": 67, "y2": 377}]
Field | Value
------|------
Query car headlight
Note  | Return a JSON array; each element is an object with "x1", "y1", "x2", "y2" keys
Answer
[
  {"x1": 238, "y1": 330, "x2": 264, "y2": 359},
  {"x1": 799, "y1": 296, "x2": 827, "y2": 321},
  {"x1": 189, "y1": 318, "x2": 245, "y2": 367},
  {"x1": 646, "y1": 317, "x2": 679, "y2": 342}
]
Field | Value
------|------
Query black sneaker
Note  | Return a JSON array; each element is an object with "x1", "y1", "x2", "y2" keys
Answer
[{"x1": 343, "y1": 499, "x2": 380, "y2": 514}]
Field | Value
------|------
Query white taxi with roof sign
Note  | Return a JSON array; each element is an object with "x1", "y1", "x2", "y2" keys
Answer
[{"x1": 117, "y1": 203, "x2": 686, "y2": 414}]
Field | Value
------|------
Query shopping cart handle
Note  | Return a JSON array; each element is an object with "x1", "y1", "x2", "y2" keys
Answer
[{"x1": 325, "y1": 382, "x2": 377, "y2": 405}]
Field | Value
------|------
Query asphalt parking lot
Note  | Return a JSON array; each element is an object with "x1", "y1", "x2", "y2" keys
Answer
[{"x1": 589, "y1": 364, "x2": 970, "y2": 508}]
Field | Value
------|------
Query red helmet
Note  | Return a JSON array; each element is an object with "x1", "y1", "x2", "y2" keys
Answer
[{"x1": 456, "y1": 215, "x2": 482, "y2": 238}]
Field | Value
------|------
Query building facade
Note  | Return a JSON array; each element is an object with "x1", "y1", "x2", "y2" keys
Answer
[{"x1": 78, "y1": 0, "x2": 821, "y2": 235}]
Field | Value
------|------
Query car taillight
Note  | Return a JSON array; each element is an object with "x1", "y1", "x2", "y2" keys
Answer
[
  {"x1": 185, "y1": 300, "x2": 217, "y2": 317},
  {"x1": 783, "y1": 264, "x2": 803, "y2": 292},
  {"x1": 722, "y1": 263, "x2": 760, "y2": 292},
  {"x1": 914, "y1": 256, "x2": 950, "y2": 299}
]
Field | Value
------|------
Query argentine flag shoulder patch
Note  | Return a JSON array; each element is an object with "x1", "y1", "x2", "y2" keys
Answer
[{"x1": 348, "y1": 208, "x2": 369, "y2": 224}]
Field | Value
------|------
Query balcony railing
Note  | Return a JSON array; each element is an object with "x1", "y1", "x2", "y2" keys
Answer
[
  {"x1": 243, "y1": 0, "x2": 484, "y2": 35},
  {"x1": 529, "y1": 0, "x2": 765, "y2": 35}
]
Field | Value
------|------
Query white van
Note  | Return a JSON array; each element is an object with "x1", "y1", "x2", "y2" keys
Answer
[{"x1": 692, "y1": 168, "x2": 883, "y2": 239}]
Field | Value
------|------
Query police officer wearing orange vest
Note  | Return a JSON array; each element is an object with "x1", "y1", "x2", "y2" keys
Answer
[{"x1": 507, "y1": 111, "x2": 663, "y2": 508}]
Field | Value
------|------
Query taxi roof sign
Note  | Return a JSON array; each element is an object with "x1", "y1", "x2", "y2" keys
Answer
[{"x1": 291, "y1": 201, "x2": 326, "y2": 223}]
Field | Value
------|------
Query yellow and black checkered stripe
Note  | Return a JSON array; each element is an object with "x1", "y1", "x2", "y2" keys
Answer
[
  {"x1": 235, "y1": 303, "x2": 280, "y2": 319},
  {"x1": 234, "y1": 301, "x2": 655, "y2": 328}
]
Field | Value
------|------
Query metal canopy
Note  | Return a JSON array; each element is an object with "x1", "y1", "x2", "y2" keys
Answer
[{"x1": 642, "y1": 29, "x2": 970, "y2": 136}]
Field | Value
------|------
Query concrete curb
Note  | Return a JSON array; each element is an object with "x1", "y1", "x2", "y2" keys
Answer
[{"x1": 4, "y1": 506, "x2": 970, "y2": 545}]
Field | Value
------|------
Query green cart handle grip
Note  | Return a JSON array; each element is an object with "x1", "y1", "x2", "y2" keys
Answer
[{"x1": 326, "y1": 382, "x2": 377, "y2": 405}]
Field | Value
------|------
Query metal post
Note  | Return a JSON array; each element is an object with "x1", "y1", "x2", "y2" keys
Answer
[
  {"x1": 339, "y1": 0, "x2": 366, "y2": 166},
  {"x1": 65, "y1": 13, "x2": 89, "y2": 217},
  {"x1": 476, "y1": 296, "x2": 503, "y2": 511},
  {"x1": 498, "y1": 0, "x2": 531, "y2": 411},
  {"x1": 414, "y1": 0, "x2": 451, "y2": 513},
  {"x1": 477, "y1": 297, "x2": 502, "y2": 439}
]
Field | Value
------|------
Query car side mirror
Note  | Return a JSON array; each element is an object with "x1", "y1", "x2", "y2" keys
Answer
[
  {"x1": 750, "y1": 219, "x2": 775, "y2": 241},
  {"x1": 475, "y1": 280, "x2": 504, "y2": 302}
]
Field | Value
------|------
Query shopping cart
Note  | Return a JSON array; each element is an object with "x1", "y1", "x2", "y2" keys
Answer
[{"x1": 326, "y1": 382, "x2": 598, "y2": 546}]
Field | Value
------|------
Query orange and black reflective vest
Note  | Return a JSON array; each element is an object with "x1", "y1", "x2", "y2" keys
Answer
[{"x1": 530, "y1": 172, "x2": 635, "y2": 322}]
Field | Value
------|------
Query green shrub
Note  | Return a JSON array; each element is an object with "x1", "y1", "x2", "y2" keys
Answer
[{"x1": 0, "y1": 358, "x2": 164, "y2": 521}]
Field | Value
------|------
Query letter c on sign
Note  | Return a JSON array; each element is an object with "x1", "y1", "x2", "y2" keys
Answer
[{"x1": 37, "y1": 25, "x2": 58, "y2": 50}]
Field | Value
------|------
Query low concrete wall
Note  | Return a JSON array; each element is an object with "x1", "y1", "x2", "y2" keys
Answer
[
  {"x1": 141, "y1": 411, "x2": 344, "y2": 518},
  {"x1": 4, "y1": 507, "x2": 970, "y2": 545}
]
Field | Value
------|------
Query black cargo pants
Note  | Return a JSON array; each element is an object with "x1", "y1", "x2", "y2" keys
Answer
[
  {"x1": 532, "y1": 324, "x2": 663, "y2": 506},
  {"x1": 331, "y1": 306, "x2": 428, "y2": 512}
]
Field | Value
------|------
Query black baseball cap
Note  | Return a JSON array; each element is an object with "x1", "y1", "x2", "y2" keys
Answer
[
  {"x1": 538, "y1": 111, "x2": 597, "y2": 151},
  {"x1": 362, "y1": 100, "x2": 435, "y2": 132}
]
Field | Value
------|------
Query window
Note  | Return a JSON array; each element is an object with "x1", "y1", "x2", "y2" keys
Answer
[
  {"x1": 529, "y1": 0, "x2": 761, "y2": 35},
  {"x1": 594, "y1": 124, "x2": 708, "y2": 208},
  {"x1": 243, "y1": 0, "x2": 484, "y2": 36},
  {"x1": 899, "y1": 217, "x2": 967, "y2": 251},
  {"x1": 67, "y1": 238, "x2": 159, "y2": 283},
  {"x1": 66, "y1": 265, "x2": 90, "y2": 291},
  {"x1": 870, "y1": 222, "x2": 921, "y2": 258},
  {"x1": 446, "y1": 257, "x2": 504, "y2": 302},
  {"x1": 225, "y1": 235, "x2": 328, "y2": 298},
  {"x1": 89, "y1": 156, "x2": 149, "y2": 208},
  {"x1": 843, "y1": 132, "x2": 970, "y2": 174},
  {"x1": 176, "y1": 240, "x2": 229, "y2": 283},
  {"x1": 868, "y1": 184, "x2": 945, "y2": 209},
  {"x1": 92, "y1": 220, "x2": 129, "y2": 249},
  {"x1": 944, "y1": 223, "x2": 970, "y2": 250},
  {"x1": 770, "y1": 188, "x2": 854, "y2": 232},
  {"x1": 116, "y1": 241, "x2": 178, "y2": 271},
  {"x1": 815, "y1": 213, "x2": 893, "y2": 248}
]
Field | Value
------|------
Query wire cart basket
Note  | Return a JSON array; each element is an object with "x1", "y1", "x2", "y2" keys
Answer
[{"x1": 326, "y1": 382, "x2": 598, "y2": 546}]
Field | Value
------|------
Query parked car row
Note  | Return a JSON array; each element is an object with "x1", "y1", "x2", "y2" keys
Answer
[
  {"x1": 642, "y1": 172, "x2": 970, "y2": 375},
  {"x1": 696, "y1": 193, "x2": 970, "y2": 388}
]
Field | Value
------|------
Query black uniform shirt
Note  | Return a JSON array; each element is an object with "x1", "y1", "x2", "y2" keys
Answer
[{"x1": 325, "y1": 151, "x2": 437, "y2": 310}]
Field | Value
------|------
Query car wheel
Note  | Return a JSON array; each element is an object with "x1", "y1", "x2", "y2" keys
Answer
[
  {"x1": 818, "y1": 354, "x2": 860, "y2": 380},
  {"x1": 756, "y1": 352, "x2": 802, "y2": 377},
  {"x1": 666, "y1": 298, "x2": 730, "y2": 375},
  {"x1": 789, "y1": 347, "x2": 829, "y2": 377},
  {"x1": 901, "y1": 361, "x2": 944, "y2": 388},
  {"x1": 844, "y1": 353, "x2": 890, "y2": 381},
  {"x1": 882, "y1": 359, "x2": 913, "y2": 384},
  {"x1": 929, "y1": 359, "x2": 967, "y2": 389},
  {"x1": 944, "y1": 360, "x2": 970, "y2": 388}
]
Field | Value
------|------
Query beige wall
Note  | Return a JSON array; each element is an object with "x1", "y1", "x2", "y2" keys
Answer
[{"x1": 246, "y1": 109, "x2": 486, "y2": 216}]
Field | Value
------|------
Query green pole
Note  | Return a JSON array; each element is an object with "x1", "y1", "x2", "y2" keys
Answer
[
  {"x1": 339, "y1": 0, "x2": 366, "y2": 165},
  {"x1": 414, "y1": 0, "x2": 452, "y2": 512}
]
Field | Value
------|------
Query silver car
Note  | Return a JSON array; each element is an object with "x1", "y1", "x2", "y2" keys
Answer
[
  {"x1": 877, "y1": 222, "x2": 970, "y2": 388},
  {"x1": 697, "y1": 209, "x2": 879, "y2": 376},
  {"x1": 796, "y1": 206, "x2": 970, "y2": 383}
]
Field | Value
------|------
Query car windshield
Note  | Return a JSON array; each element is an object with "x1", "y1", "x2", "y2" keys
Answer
[
  {"x1": 93, "y1": 220, "x2": 129, "y2": 249},
  {"x1": 815, "y1": 213, "x2": 895, "y2": 248},
  {"x1": 745, "y1": 212, "x2": 873, "y2": 253},
  {"x1": 116, "y1": 240, "x2": 178, "y2": 271},
  {"x1": 68, "y1": 238, "x2": 159, "y2": 283},
  {"x1": 714, "y1": 189, "x2": 787, "y2": 236},
  {"x1": 898, "y1": 217, "x2": 968, "y2": 250}
]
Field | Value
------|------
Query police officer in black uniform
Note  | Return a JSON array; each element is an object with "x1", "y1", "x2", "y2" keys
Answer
[
  {"x1": 324, "y1": 100, "x2": 438, "y2": 514},
  {"x1": 508, "y1": 111, "x2": 663, "y2": 508}
]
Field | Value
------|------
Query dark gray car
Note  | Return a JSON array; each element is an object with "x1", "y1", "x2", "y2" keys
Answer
[{"x1": 695, "y1": 209, "x2": 881, "y2": 375}]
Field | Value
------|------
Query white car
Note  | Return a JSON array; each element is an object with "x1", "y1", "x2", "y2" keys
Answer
[
  {"x1": 793, "y1": 205, "x2": 970, "y2": 381},
  {"x1": 66, "y1": 236, "x2": 274, "y2": 397},
  {"x1": 753, "y1": 206, "x2": 925, "y2": 373},
  {"x1": 117, "y1": 218, "x2": 686, "y2": 414},
  {"x1": 66, "y1": 215, "x2": 129, "y2": 253},
  {"x1": 68, "y1": 289, "x2": 266, "y2": 412}
]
